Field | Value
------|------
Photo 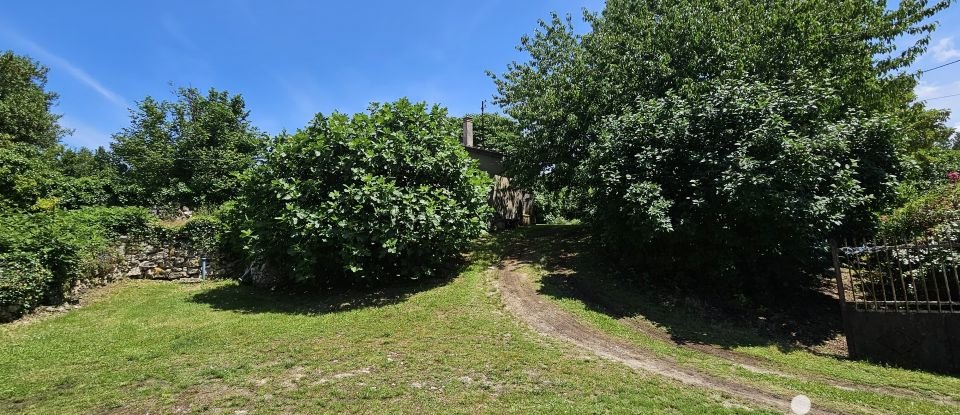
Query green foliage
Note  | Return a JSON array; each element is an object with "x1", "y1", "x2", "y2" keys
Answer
[
  {"x1": 0, "y1": 207, "x2": 151, "y2": 319},
  {"x1": 493, "y1": 1, "x2": 950, "y2": 188},
  {"x1": 0, "y1": 51, "x2": 72, "y2": 209},
  {"x1": 900, "y1": 105, "x2": 956, "y2": 153},
  {"x1": 492, "y1": 0, "x2": 951, "y2": 298},
  {"x1": 0, "y1": 51, "x2": 119, "y2": 210},
  {"x1": 875, "y1": 183, "x2": 959, "y2": 304},
  {"x1": 236, "y1": 99, "x2": 490, "y2": 284},
  {"x1": 463, "y1": 112, "x2": 520, "y2": 154},
  {"x1": 0, "y1": 51, "x2": 66, "y2": 149},
  {"x1": 535, "y1": 186, "x2": 582, "y2": 224},
  {"x1": 899, "y1": 148, "x2": 960, "y2": 202},
  {"x1": 110, "y1": 87, "x2": 266, "y2": 209},
  {"x1": 0, "y1": 252, "x2": 53, "y2": 320},
  {"x1": 50, "y1": 147, "x2": 119, "y2": 208},
  {"x1": 583, "y1": 78, "x2": 900, "y2": 295},
  {"x1": 880, "y1": 183, "x2": 960, "y2": 242},
  {"x1": 0, "y1": 144, "x2": 62, "y2": 209},
  {"x1": 147, "y1": 213, "x2": 226, "y2": 254}
]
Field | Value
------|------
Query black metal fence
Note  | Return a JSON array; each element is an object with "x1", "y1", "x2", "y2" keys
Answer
[{"x1": 833, "y1": 238, "x2": 960, "y2": 313}]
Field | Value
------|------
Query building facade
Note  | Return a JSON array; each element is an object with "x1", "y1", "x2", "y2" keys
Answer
[{"x1": 461, "y1": 117, "x2": 535, "y2": 229}]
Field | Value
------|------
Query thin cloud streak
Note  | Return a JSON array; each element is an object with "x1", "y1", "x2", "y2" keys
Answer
[{"x1": 5, "y1": 31, "x2": 128, "y2": 109}]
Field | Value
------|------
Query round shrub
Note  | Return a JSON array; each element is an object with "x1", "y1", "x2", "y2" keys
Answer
[{"x1": 236, "y1": 99, "x2": 490, "y2": 284}]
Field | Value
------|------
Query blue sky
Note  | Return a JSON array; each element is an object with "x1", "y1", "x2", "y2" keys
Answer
[{"x1": 0, "y1": 0, "x2": 957, "y2": 149}]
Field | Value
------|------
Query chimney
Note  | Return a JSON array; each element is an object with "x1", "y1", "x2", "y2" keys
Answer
[{"x1": 462, "y1": 116, "x2": 474, "y2": 147}]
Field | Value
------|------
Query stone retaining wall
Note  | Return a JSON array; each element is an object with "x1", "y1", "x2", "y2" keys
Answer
[{"x1": 118, "y1": 236, "x2": 226, "y2": 281}]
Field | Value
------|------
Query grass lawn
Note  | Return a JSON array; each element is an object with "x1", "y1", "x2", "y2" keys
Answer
[
  {"x1": 4, "y1": 226, "x2": 957, "y2": 414},
  {"x1": 0, "y1": 237, "x2": 771, "y2": 414},
  {"x1": 511, "y1": 225, "x2": 960, "y2": 415}
]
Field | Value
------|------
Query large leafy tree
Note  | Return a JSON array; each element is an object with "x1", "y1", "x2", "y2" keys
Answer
[
  {"x1": 495, "y1": 0, "x2": 951, "y2": 187},
  {"x1": 111, "y1": 87, "x2": 266, "y2": 208},
  {"x1": 0, "y1": 51, "x2": 66, "y2": 149},
  {"x1": 0, "y1": 51, "x2": 69, "y2": 209},
  {"x1": 492, "y1": 0, "x2": 953, "y2": 297}
]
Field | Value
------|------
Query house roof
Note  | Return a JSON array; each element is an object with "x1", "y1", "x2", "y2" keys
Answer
[{"x1": 464, "y1": 145, "x2": 505, "y2": 160}]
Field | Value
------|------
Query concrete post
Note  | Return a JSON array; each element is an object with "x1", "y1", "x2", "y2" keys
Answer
[{"x1": 462, "y1": 117, "x2": 474, "y2": 147}]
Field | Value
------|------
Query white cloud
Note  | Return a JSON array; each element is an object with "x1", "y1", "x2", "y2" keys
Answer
[
  {"x1": 914, "y1": 81, "x2": 960, "y2": 138},
  {"x1": 5, "y1": 32, "x2": 128, "y2": 109},
  {"x1": 915, "y1": 82, "x2": 943, "y2": 100},
  {"x1": 931, "y1": 37, "x2": 960, "y2": 62}
]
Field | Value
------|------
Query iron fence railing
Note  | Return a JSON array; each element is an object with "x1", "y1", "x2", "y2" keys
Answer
[{"x1": 833, "y1": 238, "x2": 960, "y2": 313}]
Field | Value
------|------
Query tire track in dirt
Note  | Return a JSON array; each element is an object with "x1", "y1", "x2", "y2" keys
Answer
[
  {"x1": 558, "y1": 264, "x2": 960, "y2": 407},
  {"x1": 614, "y1": 296, "x2": 957, "y2": 406},
  {"x1": 496, "y1": 259, "x2": 842, "y2": 415}
]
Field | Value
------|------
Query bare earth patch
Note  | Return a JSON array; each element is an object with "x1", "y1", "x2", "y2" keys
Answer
[{"x1": 496, "y1": 259, "x2": 841, "y2": 415}]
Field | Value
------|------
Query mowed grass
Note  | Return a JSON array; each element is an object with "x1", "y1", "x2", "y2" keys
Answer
[
  {"x1": 0, "y1": 239, "x2": 771, "y2": 414},
  {"x1": 512, "y1": 225, "x2": 960, "y2": 415}
]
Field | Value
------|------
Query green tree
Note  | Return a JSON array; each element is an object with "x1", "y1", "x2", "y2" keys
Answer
[
  {"x1": 110, "y1": 87, "x2": 266, "y2": 208},
  {"x1": 235, "y1": 99, "x2": 490, "y2": 284},
  {"x1": 492, "y1": 0, "x2": 953, "y2": 298},
  {"x1": 493, "y1": 0, "x2": 951, "y2": 189},
  {"x1": 900, "y1": 106, "x2": 955, "y2": 152},
  {"x1": 51, "y1": 146, "x2": 118, "y2": 208},
  {"x1": 0, "y1": 51, "x2": 66, "y2": 149},
  {"x1": 464, "y1": 112, "x2": 520, "y2": 154},
  {"x1": 0, "y1": 51, "x2": 69, "y2": 209}
]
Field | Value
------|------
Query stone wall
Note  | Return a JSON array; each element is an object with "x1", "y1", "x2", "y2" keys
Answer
[{"x1": 118, "y1": 236, "x2": 227, "y2": 281}]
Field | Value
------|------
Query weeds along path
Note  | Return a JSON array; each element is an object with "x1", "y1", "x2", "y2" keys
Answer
[{"x1": 496, "y1": 259, "x2": 840, "y2": 415}]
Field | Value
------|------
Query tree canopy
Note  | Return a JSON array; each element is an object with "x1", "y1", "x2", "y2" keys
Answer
[
  {"x1": 0, "y1": 51, "x2": 71, "y2": 209},
  {"x1": 492, "y1": 0, "x2": 955, "y2": 298},
  {"x1": 493, "y1": 0, "x2": 952, "y2": 188},
  {"x1": 464, "y1": 112, "x2": 520, "y2": 154},
  {"x1": 110, "y1": 87, "x2": 266, "y2": 209}
]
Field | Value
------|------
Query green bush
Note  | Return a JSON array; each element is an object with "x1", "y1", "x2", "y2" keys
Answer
[
  {"x1": 875, "y1": 183, "x2": 959, "y2": 304},
  {"x1": 0, "y1": 206, "x2": 151, "y2": 318},
  {"x1": 535, "y1": 186, "x2": 582, "y2": 225},
  {"x1": 898, "y1": 149, "x2": 960, "y2": 203},
  {"x1": 0, "y1": 252, "x2": 53, "y2": 321},
  {"x1": 235, "y1": 99, "x2": 490, "y2": 284},
  {"x1": 147, "y1": 213, "x2": 226, "y2": 254},
  {"x1": 881, "y1": 183, "x2": 960, "y2": 242}
]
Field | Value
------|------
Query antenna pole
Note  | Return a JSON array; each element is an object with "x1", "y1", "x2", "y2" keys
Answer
[{"x1": 480, "y1": 100, "x2": 486, "y2": 145}]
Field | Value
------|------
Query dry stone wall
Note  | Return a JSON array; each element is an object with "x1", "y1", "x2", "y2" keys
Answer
[{"x1": 118, "y1": 236, "x2": 226, "y2": 281}]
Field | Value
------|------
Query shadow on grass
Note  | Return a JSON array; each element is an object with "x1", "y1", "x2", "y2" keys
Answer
[
  {"x1": 500, "y1": 225, "x2": 845, "y2": 356},
  {"x1": 190, "y1": 260, "x2": 466, "y2": 316}
]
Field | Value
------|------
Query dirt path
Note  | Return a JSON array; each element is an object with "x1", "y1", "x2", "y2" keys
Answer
[
  {"x1": 560, "y1": 272, "x2": 960, "y2": 407},
  {"x1": 620, "y1": 299, "x2": 958, "y2": 405},
  {"x1": 496, "y1": 259, "x2": 841, "y2": 415}
]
